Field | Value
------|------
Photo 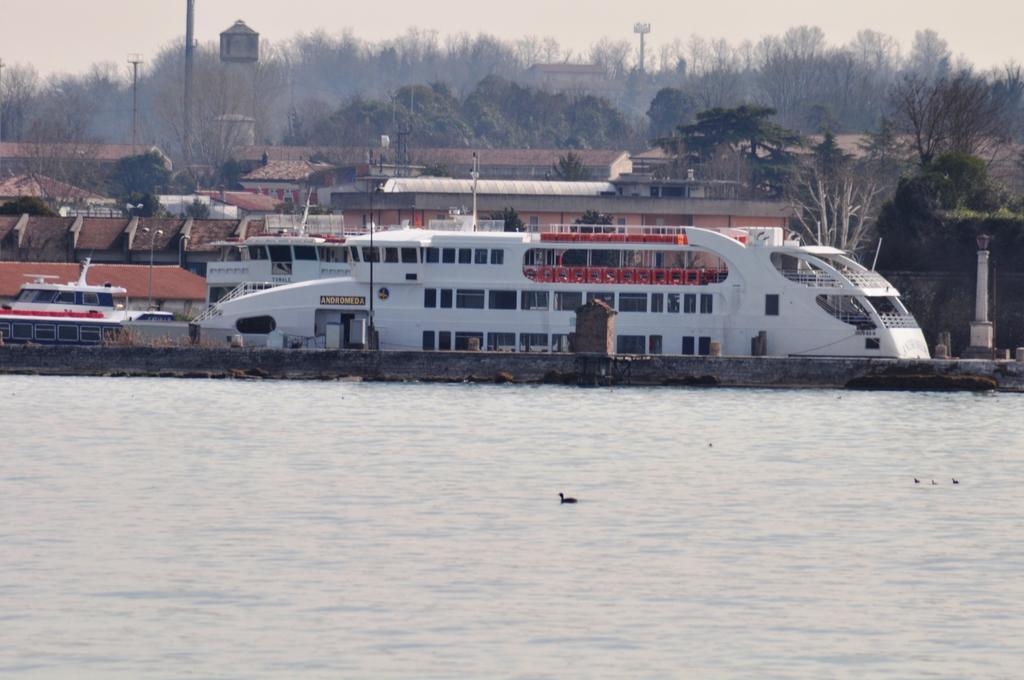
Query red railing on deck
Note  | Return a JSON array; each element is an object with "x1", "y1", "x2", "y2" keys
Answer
[{"x1": 522, "y1": 266, "x2": 727, "y2": 286}]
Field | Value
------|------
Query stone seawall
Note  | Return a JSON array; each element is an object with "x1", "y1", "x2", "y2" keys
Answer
[{"x1": 2, "y1": 346, "x2": 1023, "y2": 391}]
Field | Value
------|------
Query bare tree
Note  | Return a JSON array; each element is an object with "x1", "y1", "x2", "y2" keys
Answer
[
  {"x1": 788, "y1": 137, "x2": 883, "y2": 253},
  {"x1": 892, "y1": 70, "x2": 1011, "y2": 166}
]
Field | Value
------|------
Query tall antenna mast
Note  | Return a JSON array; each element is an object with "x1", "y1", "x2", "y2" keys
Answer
[
  {"x1": 633, "y1": 22, "x2": 651, "y2": 74},
  {"x1": 127, "y1": 54, "x2": 143, "y2": 154},
  {"x1": 184, "y1": 0, "x2": 196, "y2": 171}
]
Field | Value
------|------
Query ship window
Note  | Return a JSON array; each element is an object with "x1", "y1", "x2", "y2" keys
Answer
[
  {"x1": 294, "y1": 246, "x2": 317, "y2": 261},
  {"x1": 249, "y1": 246, "x2": 268, "y2": 260},
  {"x1": 454, "y1": 332, "x2": 484, "y2": 350},
  {"x1": 361, "y1": 247, "x2": 379, "y2": 262},
  {"x1": 650, "y1": 335, "x2": 663, "y2": 354},
  {"x1": 15, "y1": 289, "x2": 37, "y2": 302},
  {"x1": 236, "y1": 315, "x2": 277, "y2": 334},
  {"x1": 698, "y1": 336, "x2": 712, "y2": 355},
  {"x1": 651, "y1": 293, "x2": 664, "y2": 313},
  {"x1": 587, "y1": 292, "x2": 614, "y2": 308},
  {"x1": 866, "y1": 338, "x2": 881, "y2": 350},
  {"x1": 57, "y1": 325, "x2": 77, "y2": 342},
  {"x1": 442, "y1": 248, "x2": 456, "y2": 263},
  {"x1": 424, "y1": 288, "x2": 437, "y2": 308},
  {"x1": 401, "y1": 247, "x2": 417, "y2": 263},
  {"x1": 440, "y1": 289, "x2": 453, "y2": 308},
  {"x1": 269, "y1": 245, "x2": 292, "y2": 262},
  {"x1": 520, "y1": 333, "x2": 548, "y2": 352},
  {"x1": 682, "y1": 337, "x2": 695, "y2": 355},
  {"x1": 551, "y1": 334, "x2": 571, "y2": 352},
  {"x1": 13, "y1": 323, "x2": 34, "y2": 340},
  {"x1": 438, "y1": 331, "x2": 451, "y2": 350},
  {"x1": 474, "y1": 249, "x2": 488, "y2": 264},
  {"x1": 456, "y1": 289, "x2": 485, "y2": 309},
  {"x1": 562, "y1": 249, "x2": 587, "y2": 266},
  {"x1": 58, "y1": 291, "x2": 76, "y2": 304},
  {"x1": 683, "y1": 294, "x2": 696, "y2": 314},
  {"x1": 422, "y1": 331, "x2": 435, "y2": 350},
  {"x1": 554, "y1": 291, "x2": 582, "y2": 311},
  {"x1": 384, "y1": 248, "x2": 399, "y2": 263},
  {"x1": 487, "y1": 332, "x2": 516, "y2": 351},
  {"x1": 700, "y1": 294, "x2": 713, "y2": 314},
  {"x1": 619, "y1": 293, "x2": 647, "y2": 313},
  {"x1": 457, "y1": 248, "x2": 471, "y2": 264},
  {"x1": 488, "y1": 290, "x2": 517, "y2": 310},
  {"x1": 616, "y1": 335, "x2": 646, "y2": 354},
  {"x1": 424, "y1": 247, "x2": 439, "y2": 263},
  {"x1": 667, "y1": 293, "x2": 680, "y2": 313},
  {"x1": 766, "y1": 294, "x2": 779, "y2": 316},
  {"x1": 490, "y1": 249, "x2": 504, "y2": 265},
  {"x1": 34, "y1": 324, "x2": 56, "y2": 341},
  {"x1": 83, "y1": 292, "x2": 100, "y2": 306},
  {"x1": 0, "y1": 322, "x2": 9, "y2": 339},
  {"x1": 80, "y1": 326, "x2": 100, "y2": 343},
  {"x1": 521, "y1": 291, "x2": 549, "y2": 310},
  {"x1": 349, "y1": 247, "x2": 360, "y2": 262}
]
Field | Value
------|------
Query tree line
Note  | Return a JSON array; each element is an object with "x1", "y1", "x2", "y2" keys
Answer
[{"x1": 3, "y1": 26, "x2": 1023, "y2": 165}]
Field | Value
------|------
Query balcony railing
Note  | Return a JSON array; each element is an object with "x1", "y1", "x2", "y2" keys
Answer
[
  {"x1": 878, "y1": 313, "x2": 919, "y2": 329},
  {"x1": 844, "y1": 271, "x2": 894, "y2": 289},
  {"x1": 779, "y1": 269, "x2": 841, "y2": 287}
]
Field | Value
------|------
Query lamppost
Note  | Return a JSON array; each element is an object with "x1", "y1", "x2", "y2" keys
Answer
[
  {"x1": 965, "y1": 233, "x2": 993, "y2": 359},
  {"x1": 178, "y1": 234, "x2": 191, "y2": 268},
  {"x1": 140, "y1": 227, "x2": 164, "y2": 308},
  {"x1": 367, "y1": 180, "x2": 383, "y2": 349}
]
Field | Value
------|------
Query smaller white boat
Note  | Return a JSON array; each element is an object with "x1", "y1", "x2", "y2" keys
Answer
[{"x1": 0, "y1": 259, "x2": 172, "y2": 346}]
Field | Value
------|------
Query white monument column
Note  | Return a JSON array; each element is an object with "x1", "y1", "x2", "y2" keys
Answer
[{"x1": 965, "y1": 234, "x2": 994, "y2": 358}]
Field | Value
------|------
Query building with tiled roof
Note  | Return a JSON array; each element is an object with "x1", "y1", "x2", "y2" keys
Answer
[
  {"x1": 0, "y1": 215, "x2": 254, "y2": 276},
  {"x1": 232, "y1": 145, "x2": 633, "y2": 181},
  {"x1": 0, "y1": 174, "x2": 111, "y2": 206},
  {"x1": 0, "y1": 142, "x2": 170, "y2": 169},
  {"x1": 197, "y1": 190, "x2": 279, "y2": 214},
  {"x1": 0, "y1": 262, "x2": 205, "y2": 314}
]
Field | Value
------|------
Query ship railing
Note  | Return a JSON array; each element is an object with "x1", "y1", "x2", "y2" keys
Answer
[
  {"x1": 192, "y1": 282, "x2": 280, "y2": 323},
  {"x1": 533, "y1": 223, "x2": 690, "y2": 236},
  {"x1": 780, "y1": 269, "x2": 842, "y2": 287},
  {"x1": 522, "y1": 265, "x2": 727, "y2": 286},
  {"x1": 878, "y1": 313, "x2": 919, "y2": 329},
  {"x1": 814, "y1": 296, "x2": 877, "y2": 331}
]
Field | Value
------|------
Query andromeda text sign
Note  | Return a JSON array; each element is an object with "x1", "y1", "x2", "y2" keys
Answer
[{"x1": 320, "y1": 295, "x2": 366, "y2": 306}]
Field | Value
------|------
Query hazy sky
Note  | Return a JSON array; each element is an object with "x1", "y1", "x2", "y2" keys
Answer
[{"x1": 2, "y1": 0, "x2": 1022, "y2": 75}]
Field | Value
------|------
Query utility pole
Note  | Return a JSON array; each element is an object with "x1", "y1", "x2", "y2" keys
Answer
[
  {"x1": 127, "y1": 54, "x2": 143, "y2": 154},
  {"x1": 0, "y1": 57, "x2": 5, "y2": 178},
  {"x1": 183, "y1": 0, "x2": 195, "y2": 171},
  {"x1": 633, "y1": 22, "x2": 651, "y2": 74}
]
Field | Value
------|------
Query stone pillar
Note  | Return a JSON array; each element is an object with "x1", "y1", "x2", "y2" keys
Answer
[{"x1": 964, "y1": 242, "x2": 994, "y2": 359}]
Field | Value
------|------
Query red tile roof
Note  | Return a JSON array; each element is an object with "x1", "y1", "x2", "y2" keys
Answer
[
  {"x1": 0, "y1": 174, "x2": 107, "y2": 201},
  {"x1": 188, "y1": 220, "x2": 240, "y2": 251},
  {"x1": 197, "y1": 190, "x2": 279, "y2": 212},
  {"x1": 0, "y1": 142, "x2": 169, "y2": 164},
  {"x1": 77, "y1": 218, "x2": 129, "y2": 250},
  {"x1": 130, "y1": 219, "x2": 185, "y2": 251},
  {"x1": 0, "y1": 262, "x2": 205, "y2": 301},
  {"x1": 233, "y1": 145, "x2": 629, "y2": 167},
  {"x1": 21, "y1": 218, "x2": 74, "y2": 256},
  {"x1": 242, "y1": 160, "x2": 332, "y2": 182}
]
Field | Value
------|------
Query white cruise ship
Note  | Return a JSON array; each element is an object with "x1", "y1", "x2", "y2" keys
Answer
[{"x1": 195, "y1": 222, "x2": 930, "y2": 359}]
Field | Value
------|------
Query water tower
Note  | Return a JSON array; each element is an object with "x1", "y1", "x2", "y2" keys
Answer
[{"x1": 217, "y1": 20, "x2": 259, "y2": 146}]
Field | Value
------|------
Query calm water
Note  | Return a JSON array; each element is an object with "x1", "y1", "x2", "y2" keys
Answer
[{"x1": 1, "y1": 376, "x2": 1023, "y2": 679}]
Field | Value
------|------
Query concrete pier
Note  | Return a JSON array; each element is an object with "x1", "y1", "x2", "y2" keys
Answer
[{"x1": 1, "y1": 346, "x2": 1023, "y2": 391}]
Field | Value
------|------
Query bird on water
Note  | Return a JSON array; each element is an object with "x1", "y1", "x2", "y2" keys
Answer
[
  {"x1": 931, "y1": 480, "x2": 938, "y2": 485},
  {"x1": 559, "y1": 493, "x2": 578, "y2": 504},
  {"x1": 953, "y1": 478, "x2": 960, "y2": 485},
  {"x1": 914, "y1": 478, "x2": 920, "y2": 484}
]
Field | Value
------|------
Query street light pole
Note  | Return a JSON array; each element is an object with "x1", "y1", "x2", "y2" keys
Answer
[{"x1": 142, "y1": 227, "x2": 164, "y2": 308}]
